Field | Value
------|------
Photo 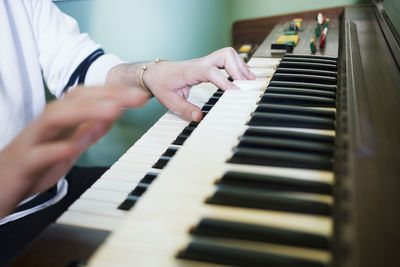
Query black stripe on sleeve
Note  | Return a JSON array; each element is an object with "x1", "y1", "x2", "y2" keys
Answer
[
  {"x1": 12, "y1": 185, "x2": 58, "y2": 213},
  {"x1": 62, "y1": 48, "x2": 105, "y2": 94}
]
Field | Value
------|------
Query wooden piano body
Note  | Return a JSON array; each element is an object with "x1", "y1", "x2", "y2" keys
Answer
[{"x1": 12, "y1": 3, "x2": 400, "y2": 267}]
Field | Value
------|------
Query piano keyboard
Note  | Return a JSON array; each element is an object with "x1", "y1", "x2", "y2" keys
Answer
[
  {"x1": 85, "y1": 54, "x2": 338, "y2": 267},
  {"x1": 55, "y1": 58, "x2": 281, "y2": 231}
]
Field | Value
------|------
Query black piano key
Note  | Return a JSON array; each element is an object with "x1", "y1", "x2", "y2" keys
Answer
[
  {"x1": 201, "y1": 104, "x2": 213, "y2": 112},
  {"x1": 229, "y1": 147, "x2": 333, "y2": 170},
  {"x1": 191, "y1": 218, "x2": 329, "y2": 249},
  {"x1": 260, "y1": 93, "x2": 335, "y2": 108},
  {"x1": 129, "y1": 183, "x2": 149, "y2": 197},
  {"x1": 218, "y1": 171, "x2": 332, "y2": 194},
  {"x1": 181, "y1": 127, "x2": 195, "y2": 136},
  {"x1": 152, "y1": 155, "x2": 171, "y2": 169},
  {"x1": 177, "y1": 242, "x2": 327, "y2": 267},
  {"x1": 173, "y1": 124, "x2": 198, "y2": 146},
  {"x1": 271, "y1": 73, "x2": 337, "y2": 85},
  {"x1": 275, "y1": 67, "x2": 337, "y2": 77},
  {"x1": 243, "y1": 128, "x2": 334, "y2": 143},
  {"x1": 268, "y1": 81, "x2": 337, "y2": 91},
  {"x1": 117, "y1": 196, "x2": 138, "y2": 211},
  {"x1": 188, "y1": 121, "x2": 199, "y2": 128},
  {"x1": 281, "y1": 57, "x2": 337, "y2": 65},
  {"x1": 118, "y1": 183, "x2": 149, "y2": 210},
  {"x1": 238, "y1": 136, "x2": 333, "y2": 155},
  {"x1": 207, "y1": 185, "x2": 331, "y2": 215},
  {"x1": 283, "y1": 53, "x2": 338, "y2": 61},
  {"x1": 255, "y1": 103, "x2": 335, "y2": 118},
  {"x1": 161, "y1": 147, "x2": 179, "y2": 157},
  {"x1": 266, "y1": 87, "x2": 336, "y2": 98},
  {"x1": 278, "y1": 61, "x2": 337, "y2": 71},
  {"x1": 139, "y1": 172, "x2": 158, "y2": 184},
  {"x1": 202, "y1": 111, "x2": 208, "y2": 117},
  {"x1": 205, "y1": 96, "x2": 219, "y2": 105},
  {"x1": 213, "y1": 91, "x2": 224, "y2": 97},
  {"x1": 172, "y1": 134, "x2": 189, "y2": 145},
  {"x1": 249, "y1": 113, "x2": 335, "y2": 130}
]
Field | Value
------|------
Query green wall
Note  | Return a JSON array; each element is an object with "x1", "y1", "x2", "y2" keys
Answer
[{"x1": 55, "y1": 0, "x2": 370, "y2": 166}]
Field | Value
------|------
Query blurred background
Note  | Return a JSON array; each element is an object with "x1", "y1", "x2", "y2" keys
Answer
[{"x1": 53, "y1": 0, "x2": 370, "y2": 166}]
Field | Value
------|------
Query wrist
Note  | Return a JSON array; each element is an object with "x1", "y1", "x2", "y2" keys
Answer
[{"x1": 140, "y1": 59, "x2": 167, "y2": 97}]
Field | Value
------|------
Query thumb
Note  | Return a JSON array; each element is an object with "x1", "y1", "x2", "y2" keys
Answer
[{"x1": 160, "y1": 92, "x2": 203, "y2": 122}]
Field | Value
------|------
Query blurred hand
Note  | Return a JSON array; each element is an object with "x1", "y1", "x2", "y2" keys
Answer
[{"x1": 0, "y1": 85, "x2": 148, "y2": 218}]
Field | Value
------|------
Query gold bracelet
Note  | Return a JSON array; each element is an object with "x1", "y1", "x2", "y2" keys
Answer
[{"x1": 139, "y1": 58, "x2": 167, "y2": 97}]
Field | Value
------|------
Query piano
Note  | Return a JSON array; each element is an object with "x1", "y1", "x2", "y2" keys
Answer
[{"x1": 13, "y1": 3, "x2": 400, "y2": 267}]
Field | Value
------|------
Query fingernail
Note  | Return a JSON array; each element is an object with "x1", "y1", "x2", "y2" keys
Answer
[{"x1": 191, "y1": 110, "x2": 200, "y2": 121}]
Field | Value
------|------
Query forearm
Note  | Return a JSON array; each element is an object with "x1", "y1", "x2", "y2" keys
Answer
[{"x1": 106, "y1": 63, "x2": 144, "y2": 90}]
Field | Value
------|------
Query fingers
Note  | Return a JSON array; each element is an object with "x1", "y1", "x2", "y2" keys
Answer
[
  {"x1": 233, "y1": 52, "x2": 256, "y2": 80},
  {"x1": 205, "y1": 47, "x2": 255, "y2": 80},
  {"x1": 67, "y1": 86, "x2": 149, "y2": 109},
  {"x1": 72, "y1": 121, "x2": 113, "y2": 150},
  {"x1": 23, "y1": 120, "x2": 112, "y2": 184},
  {"x1": 41, "y1": 99, "x2": 121, "y2": 130},
  {"x1": 40, "y1": 86, "x2": 148, "y2": 133},
  {"x1": 205, "y1": 67, "x2": 240, "y2": 91},
  {"x1": 222, "y1": 51, "x2": 246, "y2": 80},
  {"x1": 21, "y1": 141, "x2": 79, "y2": 195},
  {"x1": 158, "y1": 91, "x2": 203, "y2": 122}
]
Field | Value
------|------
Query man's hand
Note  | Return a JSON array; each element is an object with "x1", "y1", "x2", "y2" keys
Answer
[
  {"x1": 0, "y1": 86, "x2": 148, "y2": 218},
  {"x1": 107, "y1": 47, "x2": 255, "y2": 122}
]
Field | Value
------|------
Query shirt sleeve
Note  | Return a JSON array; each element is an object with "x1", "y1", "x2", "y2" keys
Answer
[{"x1": 30, "y1": 0, "x2": 124, "y2": 97}]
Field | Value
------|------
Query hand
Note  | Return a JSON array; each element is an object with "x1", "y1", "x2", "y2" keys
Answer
[
  {"x1": 107, "y1": 47, "x2": 255, "y2": 122},
  {"x1": 0, "y1": 85, "x2": 148, "y2": 218},
  {"x1": 145, "y1": 47, "x2": 256, "y2": 121}
]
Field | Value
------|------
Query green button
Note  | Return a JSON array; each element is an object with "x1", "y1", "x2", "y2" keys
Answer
[
  {"x1": 314, "y1": 25, "x2": 321, "y2": 37},
  {"x1": 310, "y1": 41, "x2": 317, "y2": 52},
  {"x1": 285, "y1": 30, "x2": 297, "y2": 35}
]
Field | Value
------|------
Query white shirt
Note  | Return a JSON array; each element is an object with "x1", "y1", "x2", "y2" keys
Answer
[{"x1": 0, "y1": 0, "x2": 124, "y2": 224}]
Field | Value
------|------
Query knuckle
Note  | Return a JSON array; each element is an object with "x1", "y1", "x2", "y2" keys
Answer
[
  {"x1": 224, "y1": 47, "x2": 236, "y2": 55},
  {"x1": 206, "y1": 66, "x2": 217, "y2": 78}
]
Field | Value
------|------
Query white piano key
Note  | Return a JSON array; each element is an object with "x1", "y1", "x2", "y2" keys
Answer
[
  {"x1": 247, "y1": 57, "x2": 281, "y2": 68},
  {"x1": 80, "y1": 188, "x2": 127, "y2": 205},
  {"x1": 98, "y1": 168, "x2": 148, "y2": 183},
  {"x1": 119, "y1": 153, "x2": 159, "y2": 164},
  {"x1": 125, "y1": 144, "x2": 169, "y2": 157},
  {"x1": 68, "y1": 199, "x2": 127, "y2": 218},
  {"x1": 249, "y1": 67, "x2": 276, "y2": 78},
  {"x1": 57, "y1": 210, "x2": 122, "y2": 232},
  {"x1": 91, "y1": 177, "x2": 142, "y2": 193},
  {"x1": 233, "y1": 80, "x2": 269, "y2": 91},
  {"x1": 110, "y1": 160, "x2": 153, "y2": 172}
]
